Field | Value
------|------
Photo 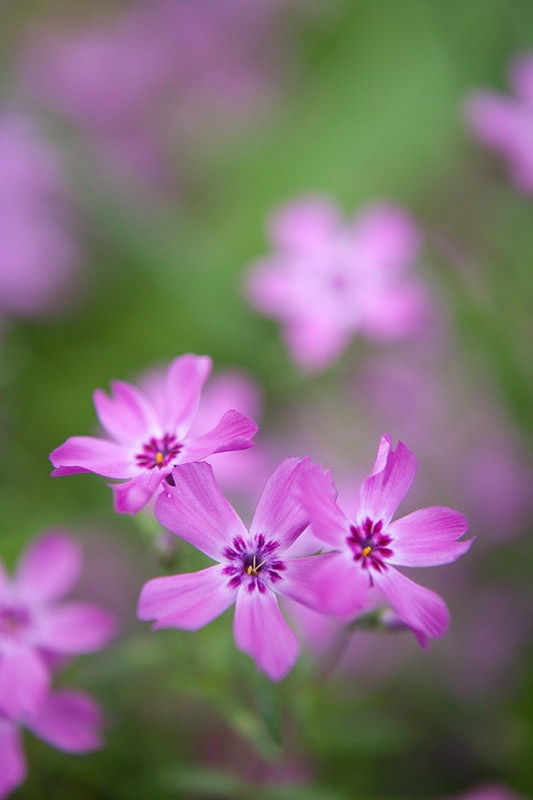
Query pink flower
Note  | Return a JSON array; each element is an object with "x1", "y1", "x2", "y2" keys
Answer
[
  {"x1": 0, "y1": 113, "x2": 79, "y2": 320},
  {"x1": 0, "y1": 531, "x2": 116, "y2": 722},
  {"x1": 49, "y1": 354, "x2": 259, "y2": 514},
  {"x1": 0, "y1": 688, "x2": 103, "y2": 799},
  {"x1": 465, "y1": 53, "x2": 533, "y2": 192},
  {"x1": 138, "y1": 458, "x2": 337, "y2": 681},
  {"x1": 302, "y1": 435, "x2": 472, "y2": 640},
  {"x1": 245, "y1": 196, "x2": 429, "y2": 372}
]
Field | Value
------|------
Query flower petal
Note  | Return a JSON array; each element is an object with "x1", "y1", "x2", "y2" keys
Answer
[
  {"x1": 387, "y1": 507, "x2": 472, "y2": 567},
  {"x1": 26, "y1": 690, "x2": 103, "y2": 753},
  {"x1": 300, "y1": 464, "x2": 349, "y2": 549},
  {"x1": 268, "y1": 195, "x2": 342, "y2": 255},
  {"x1": 278, "y1": 552, "x2": 367, "y2": 616},
  {"x1": 249, "y1": 458, "x2": 311, "y2": 553},
  {"x1": 233, "y1": 587, "x2": 299, "y2": 681},
  {"x1": 284, "y1": 319, "x2": 351, "y2": 373},
  {"x1": 15, "y1": 531, "x2": 81, "y2": 602},
  {"x1": 0, "y1": 639, "x2": 49, "y2": 719},
  {"x1": 373, "y1": 567, "x2": 449, "y2": 639},
  {"x1": 110, "y1": 470, "x2": 165, "y2": 515},
  {"x1": 359, "y1": 435, "x2": 418, "y2": 527},
  {"x1": 154, "y1": 462, "x2": 247, "y2": 560},
  {"x1": 50, "y1": 436, "x2": 133, "y2": 479},
  {"x1": 93, "y1": 380, "x2": 160, "y2": 445},
  {"x1": 350, "y1": 203, "x2": 420, "y2": 273},
  {"x1": 182, "y1": 410, "x2": 258, "y2": 462},
  {"x1": 163, "y1": 354, "x2": 212, "y2": 436},
  {"x1": 138, "y1": 564, "x2": 237, "y2": 631},
  {"x1": 0, "y1": 718, "x2": 26, "y2": 799},
  {"x1": 33, "y1": 603, "x2": 117, "y2": 654}
]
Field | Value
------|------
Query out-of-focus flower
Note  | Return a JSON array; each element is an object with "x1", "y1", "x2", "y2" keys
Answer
[
  {"x1": 245, "y1": 196, "x2": 429, "y2": 372},
  {"x1": 302, "y1": 435, "x2": 472, "y2": 640},
  {"x1": 138, "y1": 458, "x2": 337, "y2": 681},
  {"x1": 0, "y1": 688, "x2": 103, "y2": 799},
  {"x1": 50, "y1": 354, "x2": 259, "y2": 514},
  {"x1": 21, "y1": 0, "x2": 287, "y2": 191},
  {"x1": 0, "y1": 531, "x2": 116, "y2": 721},
  {"x1": 0, "y1": 113, "x2": 79, "y2": 321},
  {"x1": 465, "y1": 53, "x2": 533, "y2": 192},
  {"x1": 443, "y1": 784, "x2": 526, "y2": 800}
]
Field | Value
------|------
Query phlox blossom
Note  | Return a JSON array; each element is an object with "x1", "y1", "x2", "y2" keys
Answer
[
  {"x1": 50, "y1": 354, "x2": 258, "y2": 514},
  {"x1": 465, "y1": 53, "x2": 533, "y2": 192},
  {"x1": 0, "y1": 532, "x2": 116, "y2": 722},
  {"x1": 0, "y1": 688, "x2": 103, "y2": 799},
  {"x1": 245, "y1": 195, "x2": 429, "y2": 372},
  {"x1": 302, "y1": 435, "x2": 472, "y2": 641},
  {"x1": 138, "y1": 458, "x2": 337, "y2": 681}
]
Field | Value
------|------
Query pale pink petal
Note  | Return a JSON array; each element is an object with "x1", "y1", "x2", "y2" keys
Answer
[
  {"x1": 93, "y1": 380, "x2": 160, "y2": 444},
  {"x1": 111, "y1": 469, "x2": 165, "y2": 514},
  {"x1": 0, "y1": 718, "x2": 26, "y2": 800},
  {"x1": 300, "y1": 465, "x2": 349, "y2": 549},
  {"x1": 361, "y1": 282, "x2": 430, "y2": 341},
  {"x1": 27, "y1": 690, "x2": 103, "y2": 753},
  {"x1": 50, "y1": 436, "x2": 133, "y2": 479},
  {"x1": 190, "y1": 370, "x2": 262, "y2": 437},
  {"x1": 245, "y1": 258, "x2": 295, "y2": 317},
  {"x1": 466, "y1": 92, "x2": 520, "y2": 150},
  {"x1": 233, "y1": 587, "x2": 299, "y2": 681},
  {"x1": 350, "y1": 203, "x2": 420, "y2": 273},
  {"x1": 278, "y1": 553, "x2": 361, "y2": 614},
  {"x1": 373, "y1": 567, "x2": 449, "y2": 639},
  {"x1": 182, "y1": 410, "x2": 258, "y2": 461},
  {"x1": 359, "y1": 436, "x2": 418, "y2": 527},
  {"x1": 33, "y1": 603, "x2": 117, "y2": 654},
  {"x1": 138, "y1": 565, "x2": 237, "y2": 630},
  {"x1": 0, "y1": 640, "x2": 49, "y2": 718},
  {"x1": 249, "y1": 458, "x2": 311, "y2": 553},
  {"x1": 162, "y1": 354, "x2": 212, "y2": 436},
  {"x1": 155, "y1": 462, "x2": 247, "y2": 560},
  {"x1": 268, "y1": 195, "x2": 342, "y2": 255},
  {"x1": 15, "y1": 531, "x2": 81, "y2": 602},
  {"x1": 284, "y1": 319, "x2": 351, "y2": 373},
  {"x1": 387, "y1": 507, "x2": 472, "y2": 567}
]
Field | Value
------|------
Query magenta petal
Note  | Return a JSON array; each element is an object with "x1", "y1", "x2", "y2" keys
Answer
[
  {"x1": 300, "y1": 465, "x2": 349, "y2": 549},
  {"x1": 155, "y1": 462, "x2": 247, "y2": 560},
  {"x1": 50, "y1": 436, "x2": 133, "y2": 479},
  {"x1": 93, "y1": 380, "x2": 159, "y2": 445},
  {"x1": 0, "y1": 718, "x2": 26, "y2": 800},
  {"x1": 233, "y1": 587, "x2": 299, "y2": 681},
  {"x1": 387, "y1": 507, "x2": 472, "y2": 567},
  {"x1": 278, "y1": 553, "x2": 357, "y2": 614},
  {"x1": 111, "y1": 470, "x2": 165, "y2": 514},
  {"x1": 374, "y1": 567, "x2": 449, "y2": 639},
  {"x1": 163, "y1": 354, "x2": 212, "y2": 436},
  {"x1": 27, "y1": 690, "x2": 103, "y2": 753},
  {"x1": 34, "y1": 603, "x2": 117, "y2": 654},
  {"x1": 284, "y1": 319, "x2": 351, "y2": 373},
  {"x1": 249, "y1": 458, "x2": 311, "y2": 552},
  {"x1": 182, "y1": 410, "x2": 258, "y2": 462},
  {"x1": 0, "y1": 640, "x2": 49, "y2": 719},
  {"x1": 268, "y1": 195, "x2": 342, "y2": 254},
  {"x1": 350, "y1": 203, "x2": 420, "y2": 273},
  {"x1": 138, "y1": 565, "x2": 236, "y2": 631},
  {"x1": 16, "y1": 531, "x2": 81, "y2": 602},
  {"x1": 359, "y1": 436, "x2": 418, "y2": 527}
]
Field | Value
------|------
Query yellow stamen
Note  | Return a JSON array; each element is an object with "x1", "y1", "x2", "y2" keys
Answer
[
  {"x1": 155, "y1": 451, "x2": 164, "y2": 464},
  {"x1": 362, "y1": 546, "x2": 372, "y2": 557}
]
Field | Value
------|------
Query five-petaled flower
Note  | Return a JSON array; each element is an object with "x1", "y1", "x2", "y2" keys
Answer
[
  {"x1": 245, "y1": 195, "x2": 429, "y2": 372},
  {"x1": 49, "y1": 354, "x2": 259, "y2": 514},
  {"x1": 138, "y1": 458, "x2": 338, "y2": 681},
  {"x1": 301, "y1": 435, "x2": 472, "y2": 641},
  {"x1": 0, "y1": 531, "x2": 116, "y2": 723}
]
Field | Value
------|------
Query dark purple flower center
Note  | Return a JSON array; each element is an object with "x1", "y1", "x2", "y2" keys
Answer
[
  {"x1": 222, "y1": 533, "x2": 286, "y2": 594},
  {"x1": 0, "y1": 604, "x2": 31, "y2": 638},
  {"x1": 347, "y1": 517, "x2": 393, "y2": 574},
  {"x1": 135, "y1": 433, "x2": 182, "y2": 470}
]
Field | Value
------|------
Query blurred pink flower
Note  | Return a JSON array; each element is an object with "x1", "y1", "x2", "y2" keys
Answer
[
  {"x1": 0, "y1": 689, "x2": 103, "y2": 799},
  {"x1": 465, "y1": 53, "x2": 533, "y2": 192},
  {"x1": 139, "y1": 458, "x2": 336, "y2": 681},
  {"x1": 245, "y1": 196, "x2": 430, "y2": 372},
  {"x1": 0, "y1": 531, "x2": 116, "y2": 722},
  {"x1": 0, "y1": 113, "x2": 79, "y2": 320},
  {"x1": 50, "y1": 354, "x2": 259, "y2": 514}
]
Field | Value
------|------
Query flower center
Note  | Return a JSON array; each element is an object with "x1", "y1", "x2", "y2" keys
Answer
[
  {"x1": 347, "y1": 517, "x2": 393, "y2": 573},
  {"x1": 135, "y1": 433, "x2": 182, "y2": 470},
  {"x1": 222, "y1": 534, "x2": 286, "y2": 593},
  {"x1": 0, "y1": 605, "x2": 31, "y2": 638}
]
